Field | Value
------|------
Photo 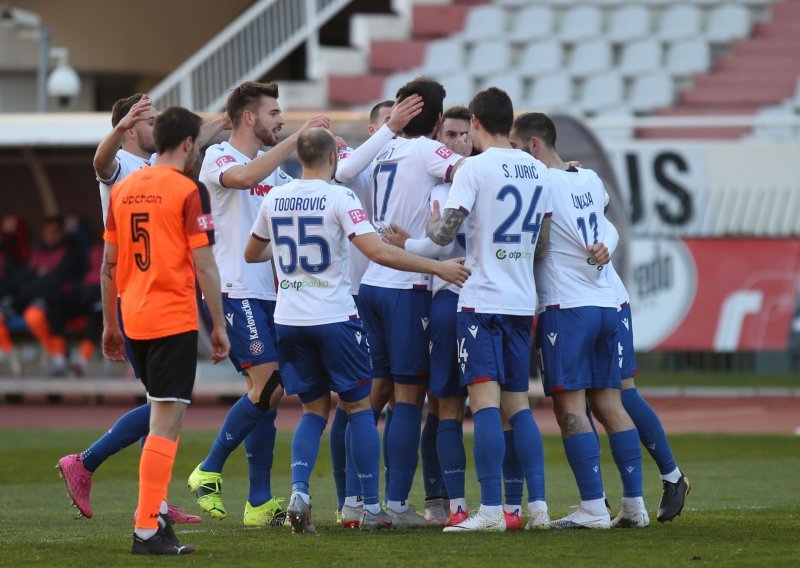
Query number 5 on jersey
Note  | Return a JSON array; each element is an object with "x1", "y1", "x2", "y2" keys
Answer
[{"x1": 271, "y1": 217, "x2": 331, "y2": 275}]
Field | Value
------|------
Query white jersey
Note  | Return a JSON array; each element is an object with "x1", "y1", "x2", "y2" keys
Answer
[
  {"x1": 200, "y1": 141, "x2": 292, "y2": 300},
  {"x1": 336, "y1": 147, "x2": 373, "y2": 295},
  {"x1": 250, "y1": 179, "x2": 376, "y2": 326},
  {"x1": 430, "y1": 183, "x2": 465, "y2": 297},
  {"x1": 97, "y1": 149, "x2": 156, "y2": 225},
  {"x1": 445, "y1": 147, "x2": 552, "y2": 316},
  {"x1": 534, "y1": 167, "x2": 617, "y2": 312},
  {"x1": 605, "y1": 261, "x2": 630, "y2": 307},
  {"x1": 360, "y1": 136, "x2": 462, "y2": 290}
]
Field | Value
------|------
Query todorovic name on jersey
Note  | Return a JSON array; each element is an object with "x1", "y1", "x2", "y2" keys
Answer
[{"x1": 273, "y1": 196, "x2": 327, "y2": 211}]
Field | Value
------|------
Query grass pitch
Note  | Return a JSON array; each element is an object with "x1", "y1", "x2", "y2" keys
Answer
[{"x1": 0, "y1": 428, "x2": 798, "y2": 567}]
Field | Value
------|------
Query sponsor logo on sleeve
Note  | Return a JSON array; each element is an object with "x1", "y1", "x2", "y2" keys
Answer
[
  {"x1": 196, "y1": 213, "x2": 214, "y2": 231},
  {"x1": 348, "y1": 209, "x2": 368, "y2": 224},
  {"x1": 435, "y1": 145, "x2": 453, "y2": 159},
  {"x1": 215, "y1": 155, "x2": 236, "y2": 168}
]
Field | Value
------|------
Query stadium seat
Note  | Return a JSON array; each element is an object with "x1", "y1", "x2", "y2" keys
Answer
[
  {"x1": 518, "y1": 40, "x2": 563, "y2": 78},
  {"x1": 620, "y1": 39, "x2": 663, "y2": 78},
  {"x1": 509, "y1": 6, "x2": 555, "y2": 44},
  {"x1": 629, "y1": 72, "x2": 675, "y2": 112},
  {"x1": 523, "y1": 72, "x2": 574, "y2": 112},
  {"x1": 466, "y1": 40, "x2": 512, "y2": 78},
  {"x1": 658, "y1": 5, "x2": 703, "y2": 42},
  {"x1": 578, "y1": 73, "x2": 624, "y2": 114},
  {"x1": 792, "y1": 77, "x2": 800, "y2": 111},
  {"x1": 751, "y1": 104, "x2": 798, "y2": 141},
  {"x1": 420, "y1": 38, "x2": 464, "y2": 78},
  {"x1": 381, "y1": 70, "x2": 420, "y2": 101},
  {"x1": 592, "y1": 107, "x2": 635, "y2": 140},
  {"x1": 608, "y1": 5, "x2": 652, "y2": 45},
  {"x1": 666, "y1": 38, "x2": 712, "y2": 77},
  {"x1": 438, "y1": 73, "x2": 476, "y2": 107},
  {"x1": 480, "y1": 72, "x2": 525, "y2": 105},
  {"x1": 462, "y1": 5, "x2": 507, "y2": 43},
  {"x1": 568, "y1": 39, "x2": 612, "y2": 78},
  {"x1": 558, "y1": 6, "x2": 603, "y2": 44},
  {"x1": 706, "y1": 4, "x2": 752, "y2": 44},
  {"x1": 495, "y1": 0, "x2": 531, "y2": 6}
]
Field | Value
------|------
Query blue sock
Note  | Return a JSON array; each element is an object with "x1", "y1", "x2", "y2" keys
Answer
[
  {"x1": 386, "y1": 402, "x2": 421, "y2": 502},
  {"x1": 472, "y1": 407, "x2": 504, "y2": 507},
  {"x1": 437, "y1": 419, "x2": 466, "y2": 500},
  {"x1": 609, "y1": 429, "x2": 644, "y2": 498},
  {"x1": 563, "y1": 432, "x2": 604, "y2": 501},
  {"x1": 243, "y1": 409, "x2": 277, "y2": 507},
  {"x1": 345, "y1": 421, "x2": 361, "y2": 500},
  {"x1": 621, "y1": 388, "x2": 677, "y2": 475},
  {"x1": 330, "y1": 407, "x2": 348, "y2": 509},
  {"x1": 201, "y1": 395, "x2": 261, "y2": 473},
  {"x1": 81, "y1": 403, "x2": 151, "y2": 472},
  {"x1": 382, "y1": 407, "x2": 393, "y2": 499},
  {"x1": 348, "y1": 409, "x2": 381, "y2": 506},
  {"x1": 290, "y1": 413, "x2": 327, "y2": 495},
  {"x1": 502, "y1": 429, "x2": 523, "y2": 507},
  {"x1": 508, "y1": 410, "x2": 546, "y2": 503},
  {"x1": 421, "y1": 412, "x2": 443, "y2": 499}
]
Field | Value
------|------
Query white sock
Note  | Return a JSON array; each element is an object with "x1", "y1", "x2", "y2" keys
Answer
[
  {"x1": 503, "y1": 504, "x2": 520, "y2": 514},
  {"x1": 581, "y1": 497, "x2": 608, "y2": 517},
  {"x1": 449, "y1": 498, "x2": 467, "y2": 513},
  {"x1": 622, "y1": 496, "x2": 646, "y2": 513},
  {"x1": 479, "y1": 504, "x2": 502, "y2": 517},
  {"x1": 344, "y1": 496, "x2": 362, "y2": 508},
  {"x1": 527, "y1": 500, "x2": 547, "y2": 514},
  {"x1": 364, "y1": 503, "x2": 381, "y2": 515},
  {"x1": 294, "y1": 492, "x2": 310, "y2": 505},
  {"x1": 661, "y1": 467, "x2": 682, "y2": 484},
  {"x1": 135, "y1": 527, "x2": 157, "y2": 540},
  {"x1": 160, "y1": 500, "x2": 168, "y2": 515},
  {"x1": 387, "y1": 500, "x2": 407, "y2": 513}
]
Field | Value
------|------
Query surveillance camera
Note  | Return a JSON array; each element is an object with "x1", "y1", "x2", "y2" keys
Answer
[
  {"x1": 0, "y1": 7, "x2": 42, "y2": 28},
  {"x1": 47, "y1": 64, "x2": 80, "y2": 105}
]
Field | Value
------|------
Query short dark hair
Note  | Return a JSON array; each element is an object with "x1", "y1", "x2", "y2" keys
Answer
[
  {"x1": 297, "y1": 128, "x2": 336, "y2": 168},
  {"x1": 226, "y1": 81, "x2": 279, "y2": 127},
  {"x1": 443, "y1": 106, "x2": 471, "y2": 122},
  {"x1": 396, "y1": 77, "x2": 446, "y2": 136},
  {"x1": 111, "y1": 93, "x2": 146, "y2": 127},
  {"x1": 513, "y1": 112, "x2": 557, "y2": 149},
  {"x1": 154, "y1": 107, "x2": 202, "y2": 154},
  {"x1": 369, "y1": 100, "x2": 394, "y2": 125},
  {"x1": 469, "y1": 88, "x2": 513, "y2": 136}
]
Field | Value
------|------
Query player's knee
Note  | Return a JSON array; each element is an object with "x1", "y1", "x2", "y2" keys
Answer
[
  {"x1": 255, "y1": 369, "x2": 283, "y2": 411},
  {"x1": 559, "y1": 412, "x2": 589, "y2": 437}
]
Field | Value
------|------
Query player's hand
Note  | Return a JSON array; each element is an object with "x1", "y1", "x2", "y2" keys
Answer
[
  {"x1": 208, "y1": 112, "x2": 231, "y2": 131},
  {"x1": 436, "y1": 257, "x2": 471, "y2": 288},
  {"x1": 102, "y1": 326, "x2": 126, "y2": 362},
  {"x1": 210, "y1": 326, "x2": 230, "y2": 364},
  {"x1": 335, "y1": 135, "x2": 348, "y2": 150},
  {"x1": 587, "y1": 243, "x2": 611, "y2": 266},
  {"x1": 425, "y1": 200, "x2": 442, "y2": 234},
  {"x1": 382, "y1": 224, "x2": 410, "y2": 248},
  {"x1": 387, "y1": 94, "x2": 424, "y2": 134},
  {"x1": 300, "y1": 115, "x2": 331, "y2": 133},
  {"x1": 565, "y1": 160, "x2": 582, "y2": 169},
  {"x1": 116, "y1": 95, "x2": 152, "y2": 131}
]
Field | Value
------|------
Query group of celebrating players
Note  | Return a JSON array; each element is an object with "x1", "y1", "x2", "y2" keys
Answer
[{"x1": 54, "y1": 76, "x2": 690, "y2": 555}]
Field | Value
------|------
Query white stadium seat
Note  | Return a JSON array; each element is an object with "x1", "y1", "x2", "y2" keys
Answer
[
  {"x1": 666, "y1": 38, "x2": 712, "y2": 77},
  {"x1": 524, "y1": 72, "x2": 574, "y2": 112},
  {"x1": 608, "y1": 5, "x2": 652, "y2": 44},
  {"x1": 518, "y1": 40, "x2": 564, "y2": 78},
  {"x1": 578, "y1": 72, "x2": 624, "y2": 114},
  {"x1": 592, "y1": 108, "x2": 635, "y2": 140},
  {"x1": 509, "y1": 6, "x2": 555, "y2": 43},
  {"x1": 381, "y1": 70, "x2": 419, "y2": 101},
  {"x1": 706, "y1": 4, "x2": 752, "y2": 43},
  {"x1": 466, "y1": 40, "x2": 512, "y2": 78},
  {"x1": 619, "y1": 39, "x2": 663, "y2": 78},
  {"x1": 462, "y1": 5, "x2": 507, "y2": 43},
  {"x1": 568, "y1": 39, "x2": 613, "y2": 78},
  {"x1": 752, "y1": 104, "x2": 798, "y2": 141},
  {"x1": 629, "y1": 72, "x2": 675, "y2": 112},
  {"x1": 437, "y1": 74, "x2": 477, "y2": 107},
  {"x1": 559, "y1": 6, "x2": 604, "y2": 43},
  {"x1": 495, "y1": 0, "x2": 531, "y2": 6},
  {"x1": 480, "y1": 72, "x2": 525, "y2": 105},
  {"x1": 658, "y1": 5, "x2": 703, "y2": 42},
  {"x1": 420, "y1": 38, "x2": 464, "y2": 78}
]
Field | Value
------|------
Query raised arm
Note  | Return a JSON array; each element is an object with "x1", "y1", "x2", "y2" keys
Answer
[{"x1": 93, "y1": 96, "x2": 153, "y2": 181}]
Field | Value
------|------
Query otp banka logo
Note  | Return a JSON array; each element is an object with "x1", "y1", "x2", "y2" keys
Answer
[{"x1": 495, "y1": 249, "x2": 533, "y2": 261}]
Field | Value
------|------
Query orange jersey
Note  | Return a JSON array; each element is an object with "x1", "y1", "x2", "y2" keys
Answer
[{"x1": 104, "y1": 165, "x2": 215, "y2": 340}]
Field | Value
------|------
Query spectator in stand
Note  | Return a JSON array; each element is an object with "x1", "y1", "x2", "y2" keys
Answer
[
  {"x1": 20, "y1": 216, "x2": 85, "y2": 376},
  {"x1": 70, "y1": 241, "x2": 104, "y2": 376},
  {"x1": 0, "y1": 215, "x2": 30, "y2": 375}
]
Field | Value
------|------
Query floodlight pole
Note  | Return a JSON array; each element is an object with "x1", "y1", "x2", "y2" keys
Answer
[{"x1": 36, "y1": 25, "x2": 51, "y2": 112}]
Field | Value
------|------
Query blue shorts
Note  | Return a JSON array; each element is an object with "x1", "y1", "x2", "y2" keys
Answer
[
  {"x1": 220, "y1": 296, "x2": 279, "y2": 373},
  {"x1": 117, "y1": 297, "x2": 141, "y2": 379},
  {"x1": 357, "y1": 284, "x2": 431, "y2": 383},
  {"x1": 617, "y1": 303, "x2": 638, "y2": 380},
  {"x1": 456, "y1": 311, "x2": 533, "y2": 393},
  {"x1": 275, "y1": 318, "x2": 372, "y2": 403},
  {"x1": 536, "y1": 306, "x2": 621, "y2": 396},
  {"x1": 429, "y1": 290, "x2": 466, "y2": 398}
]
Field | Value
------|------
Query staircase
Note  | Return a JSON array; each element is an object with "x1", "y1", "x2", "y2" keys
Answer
[{"x1": 639, "y1": 0, "x2": 800, "y2": 139}]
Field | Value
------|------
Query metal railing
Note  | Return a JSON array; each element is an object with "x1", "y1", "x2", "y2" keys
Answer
[{"x1": 148, "y1": 0, "x2": 352, "y2": 113}]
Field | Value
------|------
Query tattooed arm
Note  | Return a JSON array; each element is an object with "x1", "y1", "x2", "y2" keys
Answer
[
  {"x1": 535, "y1": 217, "x2": 552, "y2": 260},
  {"x1": 427, "y1": 207, "x2": 467, "y2": 246},
  {"x1": 100, "y1": 242, "x2": 125, "y2": 362}
]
